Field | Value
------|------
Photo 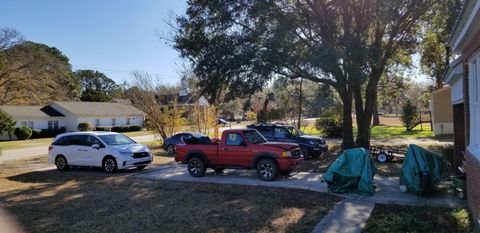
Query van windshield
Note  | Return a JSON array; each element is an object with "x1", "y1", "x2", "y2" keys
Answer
[{"x1": 99, "y1": 134, "x2": 135, "y2": 145}]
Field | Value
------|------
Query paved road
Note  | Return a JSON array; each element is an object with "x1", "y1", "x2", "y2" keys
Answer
[
  {"x1": 136, "y1": 164, "x2": 464, "y2": 208},
  {"x1": 0, "y1": 134, "x2": 157, "y2": 162}
]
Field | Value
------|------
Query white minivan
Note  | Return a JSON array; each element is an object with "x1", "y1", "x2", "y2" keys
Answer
[{"x1": 48, "y1": 132, "x2": 152, "y2": 173}]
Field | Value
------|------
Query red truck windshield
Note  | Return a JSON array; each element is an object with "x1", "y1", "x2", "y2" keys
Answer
[{"x1": 244, "y1": 130, "x2": 267, "y2": 144}]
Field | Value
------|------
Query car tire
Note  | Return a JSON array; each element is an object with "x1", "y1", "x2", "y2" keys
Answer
[
  {"x1": 102, "y1": 156, "x2": 118, "y2": 173},
  {"x1": 136, "y1": 165, "x2": 147, "y2": 170},
  {"x1": 55, "y1": 155, "x2": 69, "y2": 171},
  {"x1": 187, "y1": 157, "x2": 206, "y2": 177},
  {"x1": 376, "y1": 152, "x2": 388, "y2": 163},
  {"x1": 167, "y1": 145, "x2": 175, "y2": 155},
  {"x1": 256, "y1": 159, "x2": 278, "y2": 181}
]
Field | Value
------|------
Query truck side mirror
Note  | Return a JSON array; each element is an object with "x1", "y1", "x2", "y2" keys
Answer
[{"x1": 240, "y1": 141, "x2": 247, "y2": 146}]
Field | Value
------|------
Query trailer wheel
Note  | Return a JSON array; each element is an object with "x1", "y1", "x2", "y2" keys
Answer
[
  {"x1": 458, "y1": 191, "x2": 465, "y2": 199},
  {"x1": 376, "y1": 152, "x2": 388, "y2": 163}
]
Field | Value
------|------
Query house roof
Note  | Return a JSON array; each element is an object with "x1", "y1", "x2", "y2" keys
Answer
[
  {"x1": 449, "y1": 0, "x2": 480, "y2": 53},
  {"x1": 0, "y1": 105, "x2": 65, "y2": 119},
  {"x1": 51, "y1": 101, "x2": 145, "y2": 117}
]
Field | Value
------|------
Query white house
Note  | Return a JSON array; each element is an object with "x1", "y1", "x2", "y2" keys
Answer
[
  {"x1": 49, "y1": 101, "x2": 145, "y2": 132},
  {"x1": 0, "y1": 101, "x2": 145, "y2": 140}
]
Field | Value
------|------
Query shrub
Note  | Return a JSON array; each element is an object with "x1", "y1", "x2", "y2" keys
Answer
[
  {"x1": 14, "y1": 126, "x2": 32, "y2": 140},
  {"x1": 315, "y1": 118, "x2": 343, "y2": 138},
  {"x1": 31, "y1": 128, "x2": 66, "y2": 139},
  {"x1": 129, "y1": 125, "x2": 142, "y2": 131},
  {"x1": 401, "y1": 100, "x2": 419, "y2": 131},
  {"x1": 78, "y1": 122, "x2": 94, "y2": 131},
  {"x1": 111, "y1": 125, "x2": 142, "y2": 132},
  {"x1": 95, "y1": 126, "x2": 111, "y2": 131},
  {"x1": 246, "y1": 111, "x2": 257, "y2": 121}
]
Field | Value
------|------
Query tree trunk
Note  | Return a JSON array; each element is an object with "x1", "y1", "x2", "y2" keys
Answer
[
  {"x1": 372, "y1": 93, "x2": 380, "y2": 126},
  {"x1": 340, "y1": 87, "x2": 355, "y2": 149},
  {"x1": 297, "y1": 78, "x2": 303, "y2": 129},
  {"x1": 354, "y1": 80, "x2": 378, "y2": 148}
]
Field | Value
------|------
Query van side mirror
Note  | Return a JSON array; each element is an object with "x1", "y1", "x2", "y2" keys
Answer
[{"x1": 92, "y1": 144, "x2": 100, "y2": 149}]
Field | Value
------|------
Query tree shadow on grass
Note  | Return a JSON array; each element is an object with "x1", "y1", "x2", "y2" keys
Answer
[{"x1": 2, "y1": 169, "x2": 342, "y2": 233}]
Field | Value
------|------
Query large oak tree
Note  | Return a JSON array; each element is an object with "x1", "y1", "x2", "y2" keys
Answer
[{"x1": 173, "y1": 0, "x2": 431, "y2": 148}]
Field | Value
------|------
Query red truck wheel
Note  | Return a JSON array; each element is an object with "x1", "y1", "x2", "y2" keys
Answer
[
  {"x1": 187, "y1": 157, "x2": 206, "y2": 177},
  {"x1": 256, "y1": 159, "x2": 278, "y2": 181}
]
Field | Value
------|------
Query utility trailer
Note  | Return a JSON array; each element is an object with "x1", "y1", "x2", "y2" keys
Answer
[{"x1": 369, "y1": 146, "x2": 406, "y2": 163}]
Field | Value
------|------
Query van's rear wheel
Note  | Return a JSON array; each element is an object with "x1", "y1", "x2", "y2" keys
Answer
[
  {"x1": 187, "y1": 157, "x2": 206, "y2": 177},
  {"x1": 55, "y1": 155, "x2": 69, "y2": 171},
  {"x1": 256, "y1": 159, "x2": 278, "y2": 181}
]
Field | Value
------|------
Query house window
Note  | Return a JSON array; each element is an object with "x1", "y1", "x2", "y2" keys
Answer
[
  {"x1": 126, "y1": 118, "x2": 131, "y2": 125},
  {"x1": 95, "y1": 119, "x2": 100, "y2": 127},
  {"x1": 22, "y1": 121, "x2": 34, "y2": 128},
  {"x1": 111, "y1": 118, "x2": 116, "y2": 126},
  {"x1": 48, "y1": 120, "x2": 59, "y2": 129}
]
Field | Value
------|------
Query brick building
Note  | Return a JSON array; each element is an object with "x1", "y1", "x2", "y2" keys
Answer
[{"x1": 447, "y1": 0, "x2": 480, "y2": 228}]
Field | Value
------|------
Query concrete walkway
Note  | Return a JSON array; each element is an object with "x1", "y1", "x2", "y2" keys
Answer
[
  {"x1": 0, "y1": 134, "x2": 157, "y2": 162},
  {"x1": 311, "y1": 200, "x2": 375, "y2": 233}
]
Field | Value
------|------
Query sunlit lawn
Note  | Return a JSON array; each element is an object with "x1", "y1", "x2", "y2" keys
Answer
[{"x1": 301, "y1": 124, "x2": 434, "y2": 139}]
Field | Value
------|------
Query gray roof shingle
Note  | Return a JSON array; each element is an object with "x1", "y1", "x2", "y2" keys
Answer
[
  {"x1": 0, "y1": 105, "x2": 64, "y2": 119},
  {"x1": 52, "y1": 101, "x2": 145, "y2": 117}
]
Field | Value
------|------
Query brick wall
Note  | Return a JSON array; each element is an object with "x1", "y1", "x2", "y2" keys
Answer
[
  {"x1": 453, "y1": 103, "x2": 465, "y2": 168},
  {"x1": 466, "y1": 150, "x2": 480, "y2": 227}
]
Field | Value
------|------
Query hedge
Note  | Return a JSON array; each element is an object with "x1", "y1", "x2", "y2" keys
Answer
[
  {"x1": 14, "y1": 126, "x2": 33, "y2": 140},
  {"x1": 31, "y1": 128, "x2": 66, "y2": 139}
]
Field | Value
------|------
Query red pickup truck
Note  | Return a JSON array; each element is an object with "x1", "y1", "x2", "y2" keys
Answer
[{"x1": 175, "y1": 129, "x2": 303, "y2": 181}]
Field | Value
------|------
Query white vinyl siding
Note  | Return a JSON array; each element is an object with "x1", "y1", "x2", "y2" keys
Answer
[{"x1": 469, "y1": 51, "x2": 480, "y2": 158}]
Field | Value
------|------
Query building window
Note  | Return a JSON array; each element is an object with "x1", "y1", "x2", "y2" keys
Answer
[
  {"x1": 20, "y1": 121, "x2": 27, "y2": 127},
  {"x1": 22, "y1": 121, "x2": 34, "y2": 128},
  {"x1": 95, "y1": 119, "x2": 100, "y2": 127},
  {"x1": 126, "y1": 118, "x2": 131, "y2": 125},
  {"x1": 111, "y1": 118, "x2": 116, "y2": 126},
  {"x1": 48, "y1": 120, "x2": 59, "y2": 129}
]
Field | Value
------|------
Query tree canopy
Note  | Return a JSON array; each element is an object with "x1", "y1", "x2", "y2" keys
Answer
[
  {"x1": 173, "y1": 0, "x2": 432, "y2": 148},
  {"x1": 74, "y1": 69, "x2": 120, "y2": 102},
  {"x1": 0, "y1": 39, "x2": 79, "y2": 105}
]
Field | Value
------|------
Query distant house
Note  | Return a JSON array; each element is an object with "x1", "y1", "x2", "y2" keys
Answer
[
  {"x1": 49, "y1": 101, "x2": 145, "y2": 132},
  {"x1": 429, "y1": 87, "x2": 454, "y2": 135},
  {"x1": 447, "y1": 0, "x2": 480, "y2": 227},
  {"x1": 0, "y1": 101, "x2": 145, "y2": 140}
]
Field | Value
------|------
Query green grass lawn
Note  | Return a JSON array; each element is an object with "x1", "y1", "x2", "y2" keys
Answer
[
  {"x1": 301, "y1": 124, "x2": 434, "y2": 139},
  {"x1": 0, "y1": 138, "x2": 54, "y2": 150},
  {"x1": 363, "y1": 204, "x2": 473, "y2": 233}
]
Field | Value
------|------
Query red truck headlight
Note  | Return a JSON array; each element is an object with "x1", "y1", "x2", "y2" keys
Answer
[{"x1": 281, "y1": 151, "x2": 292, "y2": 158}]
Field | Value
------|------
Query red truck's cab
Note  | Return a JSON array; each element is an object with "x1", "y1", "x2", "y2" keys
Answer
[{"x1": 175, "y1": 129, "x2": 303, "y2": 181}]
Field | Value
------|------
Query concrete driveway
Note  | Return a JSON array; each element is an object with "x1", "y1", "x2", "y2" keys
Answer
[{"x1": 136, "y1": 164, "x2": 464, "y2": 208}]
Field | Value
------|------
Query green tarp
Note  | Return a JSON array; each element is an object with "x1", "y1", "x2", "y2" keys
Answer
[
  {"x1": 324, "y1": 148, "x2": 376, "y2": 196},
  {"x1": 400, "y1": 144, "x2": 443, "y2": 196}
]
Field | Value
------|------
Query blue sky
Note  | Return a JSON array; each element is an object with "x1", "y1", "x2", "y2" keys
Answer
[
  {"x1": 1, "y1": 0, "x2": 429, "y2": 85},
  {"x1": 1, "y1": 0, "x2": 187, "y2": 84}
]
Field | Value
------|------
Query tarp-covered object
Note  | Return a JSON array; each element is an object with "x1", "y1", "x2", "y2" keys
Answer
[
  {"x1": 400, "y1": 144, "x2": 443, "y2": 196},
  {"x1": 324, "y1": 148, "x2": 376, "y2": 196}
]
